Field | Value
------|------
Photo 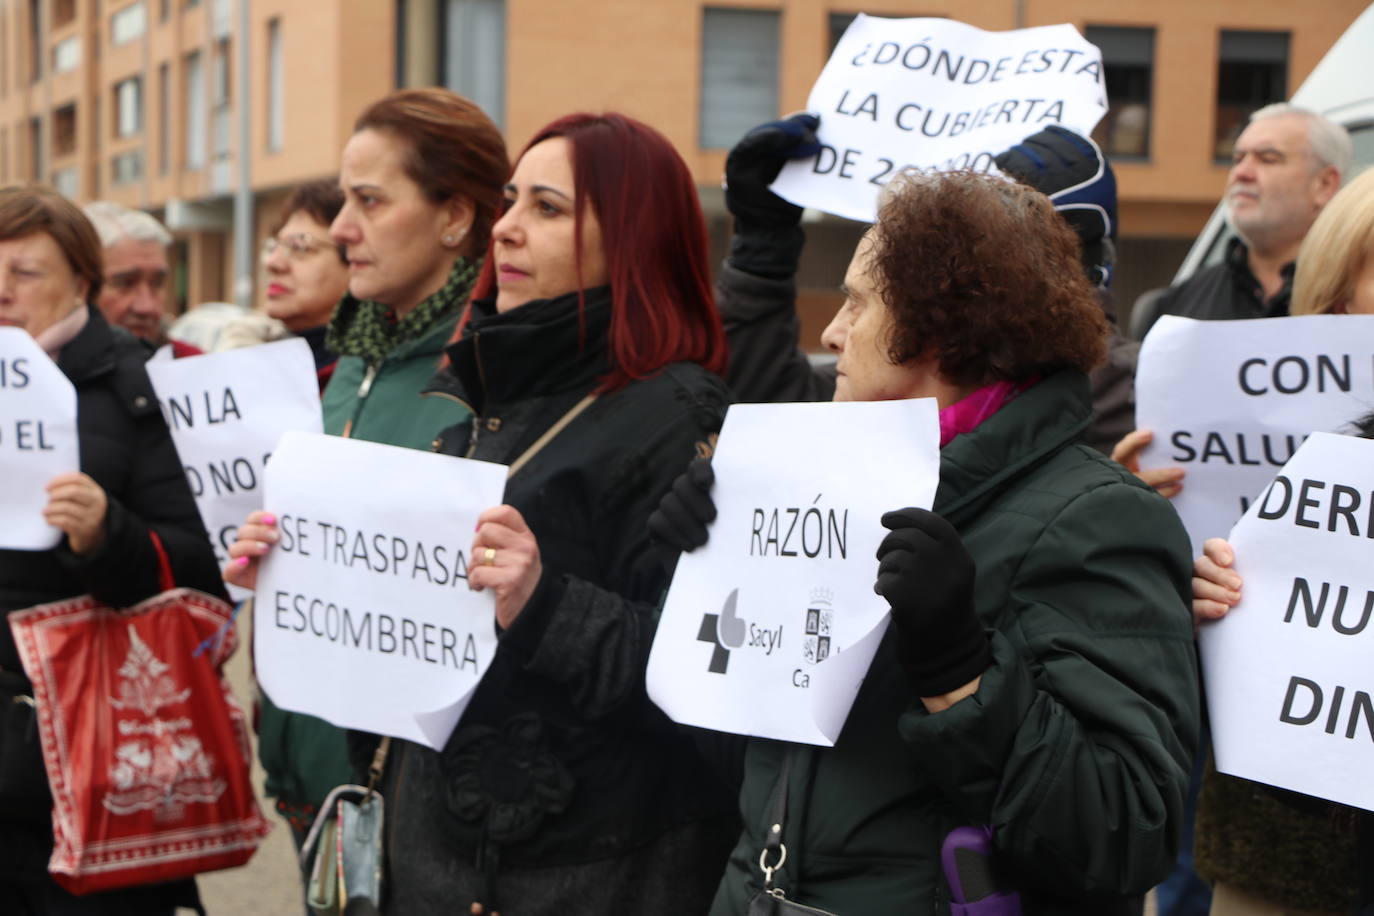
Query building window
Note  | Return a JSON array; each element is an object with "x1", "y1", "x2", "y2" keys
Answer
[
  {"x1": 442, "y1": 0, "x2": 505, "y2": 128},
  {"x1": 1215, "y1": 30, "x2": 1289, "y2": 161},
  {"x1": 159, "y1": 62, "x2": 170, "y2": 174},
  {"x1": 1085, "y1": 26, "x2": 1154, "y2": 160},
  {"x1": 52, "y1": 166, "x2": 78, "y2": 197},
  {"x1": 0, "y1": 1, "x2": 8, "y2": 98},
  {"x1": 115, "y1": 76, "x2": 143, "y2": 138},
  {"x1": 111, "y1": 1, "x2": 148, "y2": 45},
  {"x1": 699, "y1": 7, "x2": 779, "y2": 149},
  {"x1": 53, "y1": 35, "x2": 81, "y2": 73},
  {"x1": 266, "y1": 18, "x2": 283, "y2": 151},
  {"x1": 828, "y1": 13, "x2": 856, "y2": 53},
  {"x1": 112, "y1": 149, "x2": 144, "y2": 185},
  {"x1": 185, "y1": 51, "x2": 205, "y2": 169},
  {"x1": 212, "y1": 39, "x2": 230, "y2": 162},
  {"x1": 53, "y1": 0, "x2": 75, "y2": 27},
  {"x1": 160, "y1": 0, "x2": 169, "y2": 21},
  {"x1": 29, "y1": 0, "x2": 42, "y2": 83},
  {"x1": 53, "y1": 103, "x2": 77, "y2": 157},
  {"x1": 28, "y1": 116, "x2": 41, "y2": 181}
]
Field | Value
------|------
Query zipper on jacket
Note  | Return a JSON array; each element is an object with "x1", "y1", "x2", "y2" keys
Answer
[{"x1": 341, "y1": 363, "x2": 380, "y2": 439}]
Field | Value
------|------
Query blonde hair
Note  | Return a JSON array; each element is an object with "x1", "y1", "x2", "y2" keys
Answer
[{"x1": 1291, "y1": 168, "x2": 1374, "y2": 315}]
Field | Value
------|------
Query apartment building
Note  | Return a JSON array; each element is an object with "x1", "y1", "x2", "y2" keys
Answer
[{"x1": 1, "y1": 0, "x2": 1367, "y2": 334}]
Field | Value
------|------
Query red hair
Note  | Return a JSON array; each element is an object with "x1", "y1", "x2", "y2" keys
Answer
[{"x1": 465, "y1": 113, "x2": 727, "y2": 391}]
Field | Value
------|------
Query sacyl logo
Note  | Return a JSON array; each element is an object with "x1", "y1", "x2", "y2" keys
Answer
[{"x1": 697, "y1": 588, "x2": 746, "y2": 674}]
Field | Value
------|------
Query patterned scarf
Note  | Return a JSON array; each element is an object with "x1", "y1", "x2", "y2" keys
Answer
[{"x1": 326, "y1": 257, "x2": 479, "y2": 368}]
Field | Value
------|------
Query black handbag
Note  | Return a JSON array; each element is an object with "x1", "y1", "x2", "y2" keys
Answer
[
  {"x1": 745, "y1": 750, "x2": 840, "y2": 916},
  {"x1": 0, "y1": 666, "x2": 53, "y2": 826}
]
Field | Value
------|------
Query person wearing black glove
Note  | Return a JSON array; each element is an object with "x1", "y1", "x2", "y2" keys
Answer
[
  {"x1": 874, "y1": 508, "x2": 992, "y2": 700},
  {"x1": 705, "y1": 169, "x2": 1197, "y2": 915},
  {"x1": 646, "y1": 457, "x2": 716, "y2": 572},
  {"x1": 723, "y1": 113, "x2": 820, "y2": 280},
  {"x1": 994, "y1": 124, "x2": 1117, "y2": 288}
]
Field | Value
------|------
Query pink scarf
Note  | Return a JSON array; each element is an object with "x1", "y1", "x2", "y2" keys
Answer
[
  {"x1": 34, "y1": 305, "x2": 90, "y2": 362},
  {"x1": 938, "y1": 378, "x2": 1036, "y2": 447}
]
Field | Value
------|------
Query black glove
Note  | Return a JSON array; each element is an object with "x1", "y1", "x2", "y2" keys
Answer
[
  {"x1": 875, "y1": 508, "x2": 991, "y2": 698},
  {"x1": 647, "y1": 459, "x2": 717, "y2": 574},
  {"x1": 995, "y1": 124, "x2": 1117, "y2": 288},
  {"x1": 724, "y1": 113, "x2": 820, "y2": 280}
]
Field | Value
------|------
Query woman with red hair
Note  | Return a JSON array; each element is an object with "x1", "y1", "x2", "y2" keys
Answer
[{"x1": 373, "y1": 113, "x2": 737, "y2": 914}]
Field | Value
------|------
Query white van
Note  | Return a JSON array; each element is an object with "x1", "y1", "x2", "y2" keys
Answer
[{"x1": 1130, "y1": 3, "x2": 1374, "y2": 335}]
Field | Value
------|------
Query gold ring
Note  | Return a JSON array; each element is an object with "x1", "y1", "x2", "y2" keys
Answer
[{"x1": 483, "y1": 547, "x2": 497, "y2": 566}]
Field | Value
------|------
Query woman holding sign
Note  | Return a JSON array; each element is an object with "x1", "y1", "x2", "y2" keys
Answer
[
  {"x1": 656, "y1": 170, "x2": 1200, "y2": 914},
  {"x1": 0, "y1": 189, "x2": 224, "y2": 913},
  {"x1": 239, "y1": 87, "x2": 510, "y2": 853},
  {"x1": 1186, "y1": 168, "x2": 1374, "y2": 916},
  {"x1": 230, "y1": 113, "x2": 739, "y2": 913}
]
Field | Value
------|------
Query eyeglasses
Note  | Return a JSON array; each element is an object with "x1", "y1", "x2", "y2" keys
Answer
[{"x1": 261, "y1": 234, "x2": 339, "y2": 262}]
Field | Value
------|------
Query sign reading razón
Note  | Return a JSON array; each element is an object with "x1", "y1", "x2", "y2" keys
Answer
[
  {"x1": 254, "y1": 431, "x2": 507, "y2": 750},
  {"x1": 647, "y1": 399, "x2": 940, "y2": 746}
]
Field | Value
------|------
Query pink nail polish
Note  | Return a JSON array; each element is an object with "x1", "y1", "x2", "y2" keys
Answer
[
  {"x1": 262, "y1": 514, "x2": 276, "y2": 525},
  {"x1": 235, "y1": 556, "x2": 249, "y2": 567}
]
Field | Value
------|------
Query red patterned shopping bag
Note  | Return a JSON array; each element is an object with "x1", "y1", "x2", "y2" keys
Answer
[{"x1": 8, "y1": 548, "x2": 270, "y2": 894}]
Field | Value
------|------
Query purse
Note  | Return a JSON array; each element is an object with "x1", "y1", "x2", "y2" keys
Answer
[
  {"x1": 745, "y1": 750, "x2": 840, "y2": 916},
  {"x1": 941, "y1": 825, "x2": 1023, "y2": 915},
  {"x1": 300, "y1": 739, "x2": 388, "y2": 916},
  {"x1": 7, "y1": 531, "x2": 271, "y2": 894}
]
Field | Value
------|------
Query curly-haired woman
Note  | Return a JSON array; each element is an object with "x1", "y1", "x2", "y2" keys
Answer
[{"x1": 659, "y1": 169, "x2": 1200, "y2": 914}]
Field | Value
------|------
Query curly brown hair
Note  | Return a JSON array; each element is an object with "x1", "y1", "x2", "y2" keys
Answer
[{"x1": 870, "y1": 169, "x2": 1107, "y2": 388}]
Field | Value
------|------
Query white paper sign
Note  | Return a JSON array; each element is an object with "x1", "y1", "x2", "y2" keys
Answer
[
  {"x1": 1202, "y1": 432, "x2": 1374, "y2": 811},
  {"x1": 1136, "y1": 315, "x2": 1374, "y2": 553},
  {"x1": 0, "y1": 328, "x2": 80, "y2": 550},
  {"x1": 771, "y1": 15, "x2": 1106, "y2": 222},
  {"x1": 647, "y1": 399, "x2": 940, "y2": 746},
  {"x1": 254, "y1": 431, "x2": 507, "y2": 750},
  {"x1": 146, "y1": 338, "x2": 322, "y2": 599}
]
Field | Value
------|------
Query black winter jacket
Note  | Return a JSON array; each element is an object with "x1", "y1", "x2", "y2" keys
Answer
[
  {"x1": 0, "y1": 308, "x2": 222, "y2": 906},
  {"x1": 373, "y1": 289, "x2": 738, "y2": 915},
  {"x1": 1134, "y1": 237, "x2": 1294, "y2": 338},
  {"x1": 712, "y1": 371, "x2": 1199, "y2": 915}
]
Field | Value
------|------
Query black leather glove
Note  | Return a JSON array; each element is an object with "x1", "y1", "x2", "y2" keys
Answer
[
  {"x1": 647, "y1": 459, "x2": 717, "y2": 574},
  {"x1": 875, "y1": 508, "x2": 991, "y2": 698},
  {"x1": 995, "y1": 124, "x2": 1117, "y2": 288},
  {"x1": 724, "y1": 113, "x2": 820, "y2": 280}
]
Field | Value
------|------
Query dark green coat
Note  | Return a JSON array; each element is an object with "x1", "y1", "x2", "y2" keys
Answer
[
  {"x1": 258, "y1": 306, "x2": 471, "y2": 813},
  {"x1": 711, "y1": 370, "x2": 1199, "y2": 915}
]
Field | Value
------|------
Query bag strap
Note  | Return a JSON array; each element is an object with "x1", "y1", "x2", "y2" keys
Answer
[
  {"x1": 758, "y1": 748, "x2": 796, "y2": 893},
  {"x1": 365, "y1": 736, "x2": 391, "y2": 798},
  {"x1": 505, "y1": 392, "x2": 598, "y2": 479},
  {"x1": 148, "y1": 529, "x2": 175, "y2": 592}
]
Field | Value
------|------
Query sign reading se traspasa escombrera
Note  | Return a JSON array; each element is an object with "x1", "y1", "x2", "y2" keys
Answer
[
  {"x1": 0, "y1": 328, "x2": 79, "y2": 550},
  {"x1": 255, "y1": 431, "x2": 507, "y2": 751},
  {"x1": 1135, "y1": 315, "x2": 1374, "y2": 552},
  {"x1": 770, "y1": 16, "x2": 1107, "y2": 222},
  {"x1": 647, "y1": 399, "x2": 940, "y2": 746},
  {"x1": 1202, "y1": 433, "x2": 1374, "y2": 811}
]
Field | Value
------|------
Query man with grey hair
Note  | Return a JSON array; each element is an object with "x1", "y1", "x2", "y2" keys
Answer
[
  {"x1": 82, "y1": 201, "x2": 202, "y2": 356},
  {"x1": 1139, "y1": 103, "x2": 1351, "y2": 332}
]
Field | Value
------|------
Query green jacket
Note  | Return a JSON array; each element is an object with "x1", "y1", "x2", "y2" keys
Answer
[
  {"x1": 258, "y1": 306, "x2": 472, "y2": 812},
  {"x1": 711, "y1": 370, "x2": 1199, "y2": 915}
]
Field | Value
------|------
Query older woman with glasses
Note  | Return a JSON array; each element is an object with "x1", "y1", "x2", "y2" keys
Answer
[{"x1": 261, "y1": 180, "x2": 351, "y2": 387}]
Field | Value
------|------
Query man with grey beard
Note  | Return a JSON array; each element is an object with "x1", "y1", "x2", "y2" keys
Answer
[{"x1": 1138, "y1": 104, "x2": 1350, "y2": 333}]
